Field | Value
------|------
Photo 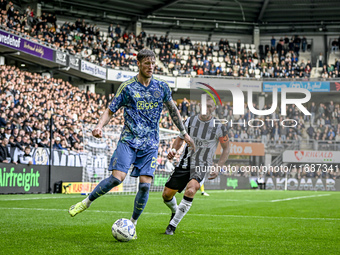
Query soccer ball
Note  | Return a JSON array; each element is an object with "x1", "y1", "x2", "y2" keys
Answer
[{"x1": 111, "y1": 218, "x2": 135, "y2": 242}]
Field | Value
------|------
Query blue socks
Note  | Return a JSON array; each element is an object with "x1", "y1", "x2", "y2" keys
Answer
[
  {"x1": 89, "y1": 175, "x2": 122, "y2": 201},
  {"x1": 132, "y1": 183, "x2": 150, "y2": 221},
  {"x1": 87, "y1": 177, "x2": 150, "y2": 222}
]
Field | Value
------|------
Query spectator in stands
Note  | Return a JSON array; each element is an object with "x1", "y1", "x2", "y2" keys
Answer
[
  {"x1": 115, "y1": 24, "x2": 121, "y2": 37},
  {"x1": 0, "y1": 112, "x2": 7, "y2": 127},
  {"x1": 270, "y1": 36, "x2": 276, "y2": 52},
  {"x1": 331, "y1": 39, "x2": 339, "y2": 54},
  {"x1": 18, "y1": 146, "x2": 33, "y2": 165},
  {"x1": 294, "y1": 35, "x2": 301, "y2": 56},
  {"x1": 301, "y1": 36, "x2": 307, "y2": 52},
  {"x1": 108, "y1": 23, "x2": 114, "y2": 38},
  {"x1": 0, "y1": 137, "x2": 12, "y2": 163}
]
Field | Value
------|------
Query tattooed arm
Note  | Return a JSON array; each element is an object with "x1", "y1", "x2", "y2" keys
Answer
[
  {"x1": 165, "y1": 100, "x2": 195, "y2": 151},
  {"x1": 165, "y1": 100, "x2": 186, "y2": 132}
]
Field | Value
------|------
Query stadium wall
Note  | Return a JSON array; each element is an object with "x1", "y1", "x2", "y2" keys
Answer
[
  {"x1": 150, "y1": 171, "x2": 340, "y2": 191},
  {"x1": 0, "y1": 163, "x2": 82, "y2": 194}
]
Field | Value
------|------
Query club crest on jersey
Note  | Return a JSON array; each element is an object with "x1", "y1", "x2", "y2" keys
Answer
[{"x1": 153, "y1": 90, "x2": 161, "y2": 99}]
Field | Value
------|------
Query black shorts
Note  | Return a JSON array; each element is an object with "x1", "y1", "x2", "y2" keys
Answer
[{"x1": 165, "y1": 166, "x2": 206, "y2": 193}]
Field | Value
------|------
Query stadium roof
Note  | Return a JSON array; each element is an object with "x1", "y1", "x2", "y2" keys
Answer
[{"x1": 18, "y1": 0, "x2": 340, "y2": 34}]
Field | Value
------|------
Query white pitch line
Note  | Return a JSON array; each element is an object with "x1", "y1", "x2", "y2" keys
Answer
[
  {"x1": 0, "y1": 207, "x2": 339, "y2": 221},
  {"x1": 271, "y1": 194, "x2": 331, "y2": 202},
  {"x1": 0, "y1": 196, "x2": 81, "y2": 201},
  {"x1": 207, "y1": 190, "x2": 285, "y2": 193},
  {"x1": 195, "y1": 199, "x2": 269, "y2": 202}
]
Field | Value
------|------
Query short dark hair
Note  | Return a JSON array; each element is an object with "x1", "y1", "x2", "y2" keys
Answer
[{"x1": 137, "y1": 49, "x2": 155, "y2": 62}]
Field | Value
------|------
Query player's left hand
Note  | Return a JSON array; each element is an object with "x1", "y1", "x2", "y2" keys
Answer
[{"x1": 183, "y1": 133, "x2": 195, "y2": 152}]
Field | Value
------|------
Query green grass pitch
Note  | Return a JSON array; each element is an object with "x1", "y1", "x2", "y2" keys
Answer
[{"x1": 0, "y1": 190, "x2": 339, "y2": 255}]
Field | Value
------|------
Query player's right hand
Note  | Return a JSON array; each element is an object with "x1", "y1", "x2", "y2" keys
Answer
[
  {"x1": 92, "y1": 127, "x2": 103, "y2": 138},
  {"x1": 167, "y1": 148, "x2": 177, "y2": 160}
]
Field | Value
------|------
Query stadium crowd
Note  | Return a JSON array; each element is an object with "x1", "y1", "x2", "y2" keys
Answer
[
  {"x1": 0, "y1": 65, "x2": 178, "y2": 165},
  {"x1": 0, "y1": 1, "x2": 318, "y2": 78},
  {"x1": 151, "y1": 35, "x2": 313, "y2": 79},
  {"x1": 0, "y1": 65, "x2": 102, "y2": 162},
  {"x1": 321, "y1": 59, "x2": 340, "y2": 79}
]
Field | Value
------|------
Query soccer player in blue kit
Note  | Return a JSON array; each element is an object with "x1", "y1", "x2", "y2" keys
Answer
[{"x1": 69, "y1": 49, "x2": 195, "y2": 239}]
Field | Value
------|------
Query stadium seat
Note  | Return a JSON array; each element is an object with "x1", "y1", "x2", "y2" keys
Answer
[
  {"x1": 189, "y1": 50, "x2": 195, "y2": 55},
  {"x1": 220, "y1": 62, "x2": 226, "y2": 68},
  {"x1": 172, "y1": 49, "x2": 178, "y2": 54},
  {"x1": 255, "y1": 69, "x2": 261, "y2": 79},
  {"x1": 133, "y1": 66, "x2": 138, "y2": 72},
  {"x1": 191, "y1": 71, "x2": 197, "y2": 77},
  {"x1": 245, "y1": 44, "x2": 250, "y2": 50},
  {"x1": 241, "y1": 43, "x2": 245, "y2": 49},
  {"x1": 212, "y1": 52, "x2": 218, "y2": 57},
  {"x1": 229, "y1": 43, "x2": 234, "y2": 48},
  {"x1": 184, "y1": 45, "x2": 190, "y2": 50},
  {"x1": 207, "y1": 56, "x2": 212, "y2": 61},
  {"x1": 179, "y1": 45, "x2": 184, "y2": 50},
  {"x1": 183, "y1": 50, "x2": 189, "y2": 55},
  {"x1": 181, "y1": 60, "x2": 187, "y2": 65},
  {"x1": 173, "y1": 70, "x2": 179, "y2": 76},
  {"x1": 155, "y1": 48, "x2": 160, "y2": 54},
  {"x1": 218, "y1": 57, "x2": 224, "y2": 62},
  {"x1": 182, "y1": 55, "x2": 189, "y2": 61},
  {"x1": 251, "y1": 44, "x2": 256, "y2": 50},
  {"x1": 212, "y1": 57, "x2": 218, "y2": 63}
]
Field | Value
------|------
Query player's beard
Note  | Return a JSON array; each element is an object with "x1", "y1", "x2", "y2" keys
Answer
[{"x1": 141, "y1": 69, "x2": 153, "y2": 78}]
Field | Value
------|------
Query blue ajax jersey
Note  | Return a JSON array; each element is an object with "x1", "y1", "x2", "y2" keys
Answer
[{"x1": 109, "y1": 76, "x2": 172, "y2": 150}]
